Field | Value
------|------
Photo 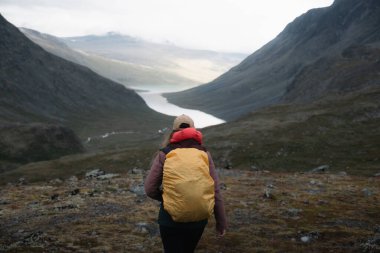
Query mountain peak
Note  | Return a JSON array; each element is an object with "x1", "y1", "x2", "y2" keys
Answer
[{"x1": 106, "y1": 31, "x2": 122, "y2": 36}]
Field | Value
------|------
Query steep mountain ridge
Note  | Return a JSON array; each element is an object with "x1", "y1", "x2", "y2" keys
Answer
[
  {"x1": 166, "y1": 0, "x2": 380, "y2": 120},
  {"x1": 20, "y1": 28, "x2": 200, "y2": 91},
  {"x1": 0, "y1": 14, "x2": 171, "y2": 142}
]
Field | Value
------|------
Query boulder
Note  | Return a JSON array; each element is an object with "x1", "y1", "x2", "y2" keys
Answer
[
  {"x1": 97, "y1": 173, "x2": 119, "y2": 180},
  {"x1": 129, "y1": 184, "x2": 145, "y2": 196},
  {"x1": 85, "y1": 169, "x2": 105, "y2": 179},
  {"x1": 310, "y1": 165, "x2": 330, "y2": 173}
]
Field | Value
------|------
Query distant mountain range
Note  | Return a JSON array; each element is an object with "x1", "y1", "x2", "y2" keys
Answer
[
  {"x1": 0, "y1": 14, "x2": 171, "y2": 145},
  {"x1": 1, "y1": 0, "x2": 379, "y2": 175},
  {"x1": 167, "y1": 0, "x2": 380, "y2": 120},
  {"x1": 21, "y1": 29, "x2": 247, "y2": 92}
]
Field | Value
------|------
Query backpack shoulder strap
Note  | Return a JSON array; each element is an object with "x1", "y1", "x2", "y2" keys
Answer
[{"x1": 160, "y1": 146, "x2": 174, "y2": 155}]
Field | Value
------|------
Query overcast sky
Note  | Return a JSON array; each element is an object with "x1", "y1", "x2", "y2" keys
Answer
[{"x1": 0, "y1": 0, "x2": 334, "y2": 53}]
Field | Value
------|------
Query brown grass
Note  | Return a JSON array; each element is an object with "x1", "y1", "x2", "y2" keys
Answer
[{"x1": 0, "y1": 169, "x2": 379, "y2": 252}]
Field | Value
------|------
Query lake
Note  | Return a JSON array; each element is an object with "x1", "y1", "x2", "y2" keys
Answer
[{"x1": 137, "y1": 92, "x2": 225, "y2": 128}]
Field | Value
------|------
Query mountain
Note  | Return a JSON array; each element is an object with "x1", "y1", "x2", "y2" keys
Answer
[
  {"x1": 166, "y1": 0, "x2": 380, "y2": 120},
  {"x1": 202, "y1": 86, "x2": 380, "y2": 174},
  {"x1": 0, "y1": 14, "x2": 171, "y2": 147},
  {"x1": 19, "y1": 28, "x2": 200, "y2": 92},
  {"x1": 21, "y1": 29, "x2": 247, "y2": 93},
  {"x1": 61, "y1": 32, "x2": 247, "y2": 91}
]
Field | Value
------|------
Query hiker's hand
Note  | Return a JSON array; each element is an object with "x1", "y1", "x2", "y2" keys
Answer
[{"x1": 217, "y1": 229, "x2": 226, "y2": 237}]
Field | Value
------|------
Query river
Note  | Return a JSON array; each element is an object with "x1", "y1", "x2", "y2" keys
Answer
[{"x1": 137, "y1": 92, "x2": 225, "y2": 128}]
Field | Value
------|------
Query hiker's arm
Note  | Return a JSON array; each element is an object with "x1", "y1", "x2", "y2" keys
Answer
[
  {"x1": 144, "y1": 152, "x2": 165, "y2": 201},
  {"x1": 208, "y1": 152, "x2": 227, "y2": 234}
]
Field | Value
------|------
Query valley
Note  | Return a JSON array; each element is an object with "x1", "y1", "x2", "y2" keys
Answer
[
  {"x1": 21, "y1": 28, "x2": 247, "y2": 93},
  {"x1": 1, "y1": 0, "x2": 380, "y2": 252}
]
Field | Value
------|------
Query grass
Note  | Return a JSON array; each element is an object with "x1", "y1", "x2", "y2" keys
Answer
[
  {"x1": 0, "y1": 74, "x2": 378, "y2": 252},
  {"x1": 203, "y1": 88, "x2": 380, "y2": 176},
  {"x1": 0, "y1": 145, "x2": 159, "y2": 185},
  {"x1": 1, "y1": 169, "x2": 378, "y2": 252}
]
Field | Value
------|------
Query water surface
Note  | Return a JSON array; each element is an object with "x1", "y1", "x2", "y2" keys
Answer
[{"x1": 138, "y1": 92, "x2": 225, "y2": 128}]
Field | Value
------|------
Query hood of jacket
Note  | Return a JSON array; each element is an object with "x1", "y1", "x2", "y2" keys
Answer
[{"x1": 170, "y1": 128, "x2": 202, "y2": 144}]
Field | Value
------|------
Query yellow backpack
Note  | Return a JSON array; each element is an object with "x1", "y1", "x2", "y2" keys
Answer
[{"x1": 163, "y1": 148, "x2": 215, "y2": 222}]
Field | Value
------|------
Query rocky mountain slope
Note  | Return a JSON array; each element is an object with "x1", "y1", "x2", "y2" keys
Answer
[
  {"x1": 0, "y1": 14, "x2": 172, "y2": 143},
  {"x1": 166, "y1": 0, "x2": 380, "y2": 120}
]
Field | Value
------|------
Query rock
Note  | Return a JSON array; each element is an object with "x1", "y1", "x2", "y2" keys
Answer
[
  {"x1": 85, "y1": 169, "x2": 118, "y2": 180},
  {"x1": 134, "y1": 222, "x2": 158, "y2": 236},
  {"x1": 51, "y1": 194, "x2": 59, "y2": 200},
  {"x1": 135, "y1": 222, "x2": 149, "y2": 234},
  {"x1": 18, "y1": 177, "x2": 27, "y2": 185},
  {"x1": 129, "y1": 184, "x2": 145, "y2": 196},
  {"x1": 299, "y1": 231, "x2": 320, "y2": 243},
  {"x1": 0, "y1": 199, "x2": 10, "y2": 205},
  {"x1": 301, "y1": 236, "x2": 311, "y2": 243},
  {"x1": 28, "y1": 201, "x2": 40, "y2": 208},
  {"x1": 283, "y1": 208, "x2": 303, "y2": 219},
  {"x1": 219, "y1": 183, "x2": 227, "y2": 190},
  {"x1": 374, "y1": 172, "x2": 380, "y2": 177},
  {"x1": 309, "y1": 180, "x2": 323, "y2": 186},
  {"x1": 22, "y1": 231, "x2": 44, "y2": 244},
  {"x1": 55, "y1": 204, "x2": 78, "y2": 210},
  {"x1": 49, "y1": 178, "x2": 63, "y2": 185},
  {"x1": 306, "y1": 188, "x2": 323, "y2": 195},
  {"x1": 318, "y1": 200, "x2": 329, "y2": 205},
  {"x1": 97, "y1": 173, "x2": 119, "y2": 180},
  {"x1": 130, "y1": 168, "x2": 143, "y2": 174},
  {"x1": 85, "y1": 169, "x2": 105, "y2": 179},
  {"x1": 362, "y1": 188, "x2": 373, "y2": 197},
  {"x1": 224, "y1": 161, "x2": 232, "y2": 170},
  {"x1": 310, "y1": 165, "x2": 329, "y2": 173},
  {"x1": 360, "y1": 234, "x2": 380, "y2": 252},
  {"x1": 68, "y1": 176, "x2": 78, "y2": 182},
  {"x1": 250, "y1": 165, "x2": 260, "y2": 171},
  {"x1": 263, "y1": 188, "x2": 275, "y2": 199},
  {"x1": 70, "y1": 189, "x2": 80, "y2": 196},
  {"x1": 338, "y1": 171, "x2": 347, "y2": 176}
]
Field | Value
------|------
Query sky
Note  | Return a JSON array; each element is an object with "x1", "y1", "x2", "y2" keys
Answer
[{"x1": 0, "y1": 0, "x2": 334, "y2": 53}]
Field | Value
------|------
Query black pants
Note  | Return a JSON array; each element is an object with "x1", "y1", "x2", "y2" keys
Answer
[{"x1": 159, "y1": 225, "x2": 205, "y2": 253}]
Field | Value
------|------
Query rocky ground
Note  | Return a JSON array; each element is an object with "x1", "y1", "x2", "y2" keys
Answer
[{"x1": 0, "y1": 168, "x2": 379, "y2": 253}]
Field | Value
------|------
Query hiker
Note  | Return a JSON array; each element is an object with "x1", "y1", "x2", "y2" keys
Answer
[{"x1": 145, "y1": 114, "x2": 227, "y2": 253}]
